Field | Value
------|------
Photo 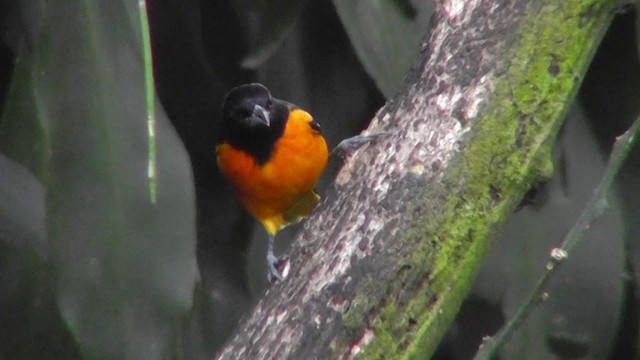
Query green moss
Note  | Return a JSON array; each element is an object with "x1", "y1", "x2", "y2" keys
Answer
[
  {"x1": 343, "y1": 279, "x2": 380, "y2": 331},
  {"x1": 370, "y1": 304, "x2": 401, "y2": 357},
  {"x1": 356, "y1": 0, "x2": 614, "y2": 359}
]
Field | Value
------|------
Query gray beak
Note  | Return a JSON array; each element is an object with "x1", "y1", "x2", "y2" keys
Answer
[{"x1": 251, "y1": 104, "x2": 270, "y2": 127}]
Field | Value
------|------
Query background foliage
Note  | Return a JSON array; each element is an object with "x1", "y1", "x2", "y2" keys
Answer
[{"x1": 0, "y1": 0, "x2": 637, "y2": 358}]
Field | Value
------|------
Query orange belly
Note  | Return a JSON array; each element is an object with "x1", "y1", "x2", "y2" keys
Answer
[{"x1": 217, "y1": 109, "x2": 329, "y2": 235}]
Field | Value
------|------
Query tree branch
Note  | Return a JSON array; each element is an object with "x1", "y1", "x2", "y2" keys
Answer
[
  {"x1": 216, "y1": 0, "x2": 615, "y2": 358},
  {"x1": 474, "y1": 113, "x2": 640, "y2": 359}
]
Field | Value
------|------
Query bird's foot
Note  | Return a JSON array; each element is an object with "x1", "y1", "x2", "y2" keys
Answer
[
  {"x1": 331, "y1": 132, "x2": 390, "y2": 159},
  {"x1": 267, "y1": 254, "x2": 289, "y2": 283}
]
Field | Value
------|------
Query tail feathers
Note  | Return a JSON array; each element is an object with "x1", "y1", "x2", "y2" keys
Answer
[{"x1": 282, "y1": 190, "x2": 321, "y2": 225}]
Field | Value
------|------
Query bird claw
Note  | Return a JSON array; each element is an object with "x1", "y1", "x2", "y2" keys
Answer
[
  {"x1": 331, "y1": 132, "x2": 390, "y2": 159},
  {"x1": 267, "y1": 253, "x2": 284, "y2": 283}
]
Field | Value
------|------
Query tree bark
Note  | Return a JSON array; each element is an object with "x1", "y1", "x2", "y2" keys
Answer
[{"x1": 216, "y1": 0, "x2": 615, "y2": 358}]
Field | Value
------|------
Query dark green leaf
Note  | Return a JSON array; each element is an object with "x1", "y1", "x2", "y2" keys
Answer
[
  {"x1": 0, "y1": 154, "x2": 46, "y2": 257},
  {"x1": 333, "y1": 0, "x2": 433, "y2": 97},
  {"x1": 1, "y1": 0, "x2": 198, "y2": 358},
  {"x1": 238, "y1": 0, "x2": 305, "y2": 69}
]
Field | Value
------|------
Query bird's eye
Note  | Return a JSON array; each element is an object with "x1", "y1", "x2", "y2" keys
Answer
[
  {"x1": 266, "y1": 98, "x2": 273, "y2": 109},
  {"x1": 234, "y1": 108, "x2": 250, "y2": 120}
]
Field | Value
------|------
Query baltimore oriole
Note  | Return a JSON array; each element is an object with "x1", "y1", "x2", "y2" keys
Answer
[{"x1": 217, "y1": 83, "x2": 329, "y2": 281}]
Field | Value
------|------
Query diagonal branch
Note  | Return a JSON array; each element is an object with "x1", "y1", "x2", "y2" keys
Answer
[{"x1": 216, "y1": 0, "x2": 616, "y2": 358}]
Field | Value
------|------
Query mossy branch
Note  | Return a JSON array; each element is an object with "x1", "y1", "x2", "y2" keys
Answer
[
  {"x1": 474, "y1": 114, "x2": 640, "y2": 360},
  {"x1": 216, "y1": 0, "x2": 615, "y2": 358}
]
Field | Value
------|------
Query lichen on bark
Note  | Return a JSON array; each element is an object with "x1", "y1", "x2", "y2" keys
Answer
[{"x1": 215, "y1": 0, "x2": 616, "y2": 359}]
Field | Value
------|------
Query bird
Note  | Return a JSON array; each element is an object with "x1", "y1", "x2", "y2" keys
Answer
[{"x1": 216, "y1": 83, "x2": 329, "y2": 281}]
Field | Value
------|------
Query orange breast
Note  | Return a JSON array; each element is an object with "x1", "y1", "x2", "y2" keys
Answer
[{"x1": 216, "y1": 109, "x2": 329, "y2": 235}]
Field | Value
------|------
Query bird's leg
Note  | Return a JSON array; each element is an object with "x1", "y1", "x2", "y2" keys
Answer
[
  {"x1": 331, "y1": 132, "x2": 390, "y2": 159},
  {"x1": 266, "y1": 235, "x2": 283, "y2": 282}
]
